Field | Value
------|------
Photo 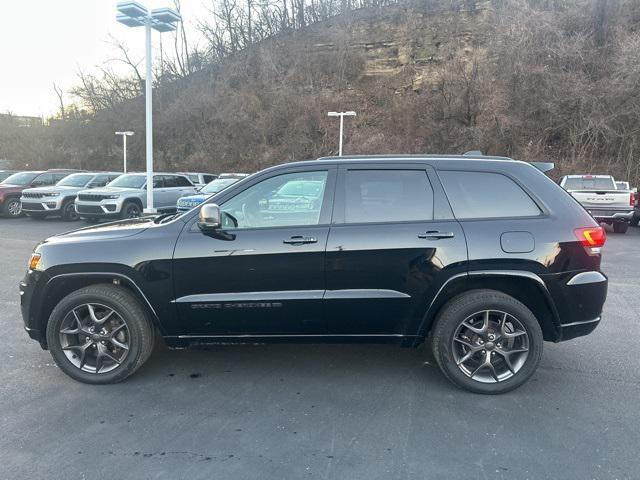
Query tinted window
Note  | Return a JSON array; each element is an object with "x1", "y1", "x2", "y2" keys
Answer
[
  {"x1": 162, "y1": 175, "x2": 179, "y2": 188},
  {"x1": 174, "y1": 176, "x2": 193, "y2": 187},
  {"x1": 562, "y1": 177, "x2": 616, "y2": 191},
  {"x1": 439, "y1": 171, "x2": 541, "y2": 219},
  {"x1": 203, "y1": 175, "x2": 217, "y2": 183},
  {"x1": 345, "y1": 170, "x2": 433, "y2": 223},
  {"x1": 220, "y1": 171, "x2": 328, "y2": 229},
  {"x1": 88, "y1": 174, "x2": 111, "y2": 187},
  {"x1": 33, "y1": 173, "x2": 54, "y2": 185},
  {"x1": 152, "y1": 176, "x2": 164, "y2": 188}
]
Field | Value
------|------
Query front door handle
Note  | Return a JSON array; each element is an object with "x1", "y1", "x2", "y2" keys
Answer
[
  {"x1": 418, "y1": 231, "x2": 455, "y2": 240},
  {"x1": 283, "y1": 235, "x2": 318, "y2": 245}
]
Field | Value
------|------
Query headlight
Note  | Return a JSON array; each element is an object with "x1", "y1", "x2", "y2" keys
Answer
[
  {"x1": 41, "y1": 193, "x2": 59, "y2": 198},
  {"x1": 105, "y1": 195, "x2": 120, "y2": 199},
  {"x1": 28, "y1": 253, "x2": 43, "y2": 271}
]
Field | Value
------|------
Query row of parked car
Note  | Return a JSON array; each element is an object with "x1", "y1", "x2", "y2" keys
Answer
[{"x1": 0, "y1": 169, "x2": 248, "y2": 221}]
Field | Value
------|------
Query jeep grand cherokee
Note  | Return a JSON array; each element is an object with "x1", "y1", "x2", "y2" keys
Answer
[{"x1": 19, "y1": 155, "x2": 608, "y2": 394}]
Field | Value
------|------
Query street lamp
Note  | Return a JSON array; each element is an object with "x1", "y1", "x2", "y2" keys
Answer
[
  {"x1": 116, "y1": 1, "x2": 181, "y2": 213},
  {"x1": 115, "y1": 131, "x2": 134, "y2": 173},
  {"x1": 327, "y1": 111, "x2": 356, "y2": 156}
]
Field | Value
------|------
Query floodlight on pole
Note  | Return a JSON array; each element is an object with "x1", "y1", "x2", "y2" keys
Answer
[
  {"x1": 116, "y1": 1, "x2": 181, "y2": 213},
  {"x1": 115, "y1": 131, "x2": 134, "y2": 173},
  {"x1": 327, "y1": 111, "x2": 356, "y2": 156}
]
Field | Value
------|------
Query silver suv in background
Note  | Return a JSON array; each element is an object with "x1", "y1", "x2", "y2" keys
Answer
[
  {"x1": 21, "y1": 172, "x2": 121, "y2": 221},
  {"x1": 75, "y1": 172, "x2": 197, "y2": 221},
  {"x1": 560, "y1": 174, "x2": 635, "y2": 233}
]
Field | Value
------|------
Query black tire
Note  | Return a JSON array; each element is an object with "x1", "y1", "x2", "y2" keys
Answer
[
  {"x1": 61, "y1": 199, "x2": 79, "y2": 221},
  {"x1": 613, "y1": 222, "x2": 629, "y2": 234},
  {"x1": 630, "y1": 213, "x2": 639, "y2": 227},
  {"x1": 2, "y1": 197, "x2": 22, "y2": 217},
  {"x1": 121, "y1": 201, "x2": 142, "y2": 219},
  {"x1": 431, "y1": 289, "x2": 543, "y2": 394},
  {"x1": 46, "y1": 284, "x2": 156, "y2": 384}
]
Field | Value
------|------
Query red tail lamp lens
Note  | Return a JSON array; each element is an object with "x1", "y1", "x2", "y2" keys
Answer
[{"x1": 574, "y1": 227, "x2": 606, "y2": 248}]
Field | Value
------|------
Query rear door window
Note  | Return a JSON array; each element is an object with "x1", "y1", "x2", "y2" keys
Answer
[
  {"x1": 174, "y1": 176, "x2": 193, "y2": 187},
  {"x1": 344, "y1": 170, "x2": 434, "y2": 223},
  {"x1": 439, "y1": 171, "x2": 541, "y2": 219}
]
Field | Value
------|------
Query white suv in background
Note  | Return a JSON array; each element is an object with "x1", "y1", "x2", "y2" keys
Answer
[
  {"x1": 21, "y1": 172, "x2": 121, "y2": 221},
  {"x1": 75, "y1": 172, "x2": 197, "y2": 221}
]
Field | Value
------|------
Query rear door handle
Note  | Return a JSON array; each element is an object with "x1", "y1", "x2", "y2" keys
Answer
[
  {"x1": 283, "y1": 235, "x2": 318, "y2": 245},
  {"x1": 418, "y1": 231, "x2": 455, "y2": 239}
]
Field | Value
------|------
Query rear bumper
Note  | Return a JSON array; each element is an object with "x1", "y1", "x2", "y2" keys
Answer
[
  {"x1": 586, "y1": 208, "x2": 633, "y2": 222},
  {"x1": 547, "y1": 270, "x2": 608, "y2": 341}
]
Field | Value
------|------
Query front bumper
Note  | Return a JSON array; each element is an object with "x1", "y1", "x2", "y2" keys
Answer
[
  {"x1": 21, "y1": 198, "x2": 64, "y2": 214},
  {"x1": 19, "y1": 269, "x2": 50, "y2": 348},
  {"x1": 75, "y1": 200, "x2": 123, "y2": 217}
]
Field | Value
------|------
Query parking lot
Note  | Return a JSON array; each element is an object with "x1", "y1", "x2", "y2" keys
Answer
[{"x1": 1, "y1": 217, "x2": 638, "y2": 480}]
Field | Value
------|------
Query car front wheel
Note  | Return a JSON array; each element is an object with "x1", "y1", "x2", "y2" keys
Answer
[
  {"x1": 431, "y1": 289, "x2": 543, "y2": 394},
  {"x1": 46, "y1": 284, "x2": 156, "y2": 384},
  {"x1": 3, "y1": 198, "x2": 22, "y2": 217}
]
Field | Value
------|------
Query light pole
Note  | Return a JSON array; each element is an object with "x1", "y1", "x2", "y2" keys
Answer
[
  {"x1": 328, "y1": 111, "x2": 356, "y2": 156},
  {"x1": 116, "y1": 2, "x2": 181, "y2": 213},
  {"x1": 115, "y1": 131, "x2": 134, "y2": 173}
]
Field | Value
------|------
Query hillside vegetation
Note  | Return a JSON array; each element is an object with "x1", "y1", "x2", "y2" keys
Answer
[{"x1": 2, "y1": 0, "x2": 640, "y2": 183}]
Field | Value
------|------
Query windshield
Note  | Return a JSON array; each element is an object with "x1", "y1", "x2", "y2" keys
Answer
[
  {"x1": 1, "y1": 172, "x2": 40, "y2": 185},
  {"x1": 563, "y1": 177, "x2": 616, "y2": 190},
  {"x1": 201, "y1": 177, "x2": 240, "y2": 194},
  {"x1": 56, "y1": 173, "x2": 95, "y2": 187},
  {"x1": 107, "y1": 174, "x2": 146, "y2": 189}
]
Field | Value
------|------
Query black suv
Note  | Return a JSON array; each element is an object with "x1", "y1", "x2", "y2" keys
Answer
[{"x1": 20, "y1": 155, "x2": 608, "y2": 394}]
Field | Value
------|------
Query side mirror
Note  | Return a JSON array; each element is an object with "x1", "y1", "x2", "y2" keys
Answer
[{"x1": 198, "y1": 204, "x2": 221, "y2": 230}]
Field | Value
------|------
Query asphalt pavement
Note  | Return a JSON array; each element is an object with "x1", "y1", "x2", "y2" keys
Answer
[{"x1": 1, "y1": 217, "x2": 638, "y2": 480}]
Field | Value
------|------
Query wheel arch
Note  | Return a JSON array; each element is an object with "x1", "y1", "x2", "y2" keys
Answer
[
  {"x1": 415, "y1": 271, "x2": 561, "y2": 345},
  {"x1": 37, "y1": 272, "x2": 163, "y2": 348}
]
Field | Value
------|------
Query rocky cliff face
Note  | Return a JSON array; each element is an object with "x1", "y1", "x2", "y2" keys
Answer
[{"x1": 301, "y1": 0, "x2": 493, "y2": 90}]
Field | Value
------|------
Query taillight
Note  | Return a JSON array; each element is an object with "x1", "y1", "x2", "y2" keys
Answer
[
  {"x1": 630, "y1": 192, "x2": 635, "y2": 207},
  {"x1": 574, "y1": 226, "x2": 606, "y2": 255}
]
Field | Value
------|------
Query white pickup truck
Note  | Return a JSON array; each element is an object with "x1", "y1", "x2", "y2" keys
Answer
[{"x1": 560, "y1": 174, "x2": 635, "y2": 233}]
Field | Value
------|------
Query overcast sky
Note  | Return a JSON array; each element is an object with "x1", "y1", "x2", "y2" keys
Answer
[{"x1": 0, "y1": 0, "x2": 210, "y2": 117}]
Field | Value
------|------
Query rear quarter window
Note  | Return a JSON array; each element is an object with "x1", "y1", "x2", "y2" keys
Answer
[{"x1": 439, "y1": 171, "x2": 542, "y2": 219}]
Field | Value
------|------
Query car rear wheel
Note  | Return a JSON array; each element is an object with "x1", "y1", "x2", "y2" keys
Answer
[
  {"x1": 431, "y1": 289, "x2": 543, "y2": 394},
  {"x1": 613, "y1": 222, "x2": 629, "y2": 234},
  {"x1": 61, "y1": 199, "x2": 79, "y2": 221},
  {"x1": 46, "y1": 284, "x2": 156, "y2": 384},
  {"x1": 121, "y1": 201, "x2": 141, "y2": 219},
  {"x1": 3, "y1": 198, "x2": 22, "y2": 217}
]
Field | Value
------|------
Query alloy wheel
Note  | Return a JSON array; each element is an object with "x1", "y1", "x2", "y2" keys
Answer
[
  {"x1": 64, "y1": 202, "x2": 78, "y2": 220},
  {"x1": 451, "y1": 310, "x2": 530, "y2": 383},
  {"x1": 58, "y1": 303, "x2": 130, "y2": 374},
  {"x1": 126, "y1": 205, "x2": 141, "y2": 218},
  {"x1": 7, "y1": 199, "x2": 21, "y2": 217}
]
